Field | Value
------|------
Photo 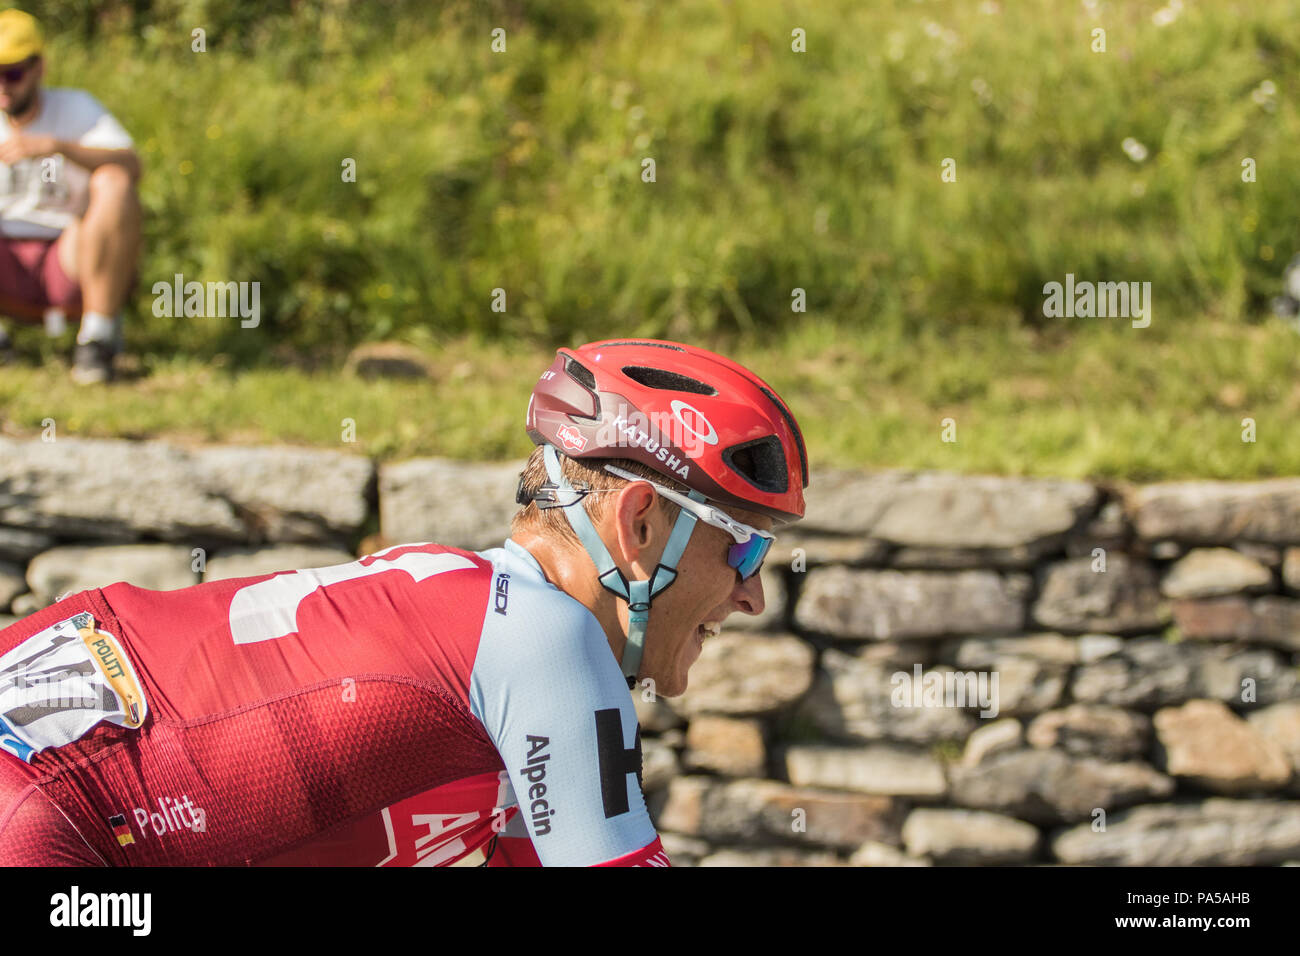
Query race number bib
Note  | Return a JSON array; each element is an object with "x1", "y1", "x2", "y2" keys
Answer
[{"x1": 0, "y1": 612, "x2": 149, "y2": 763}]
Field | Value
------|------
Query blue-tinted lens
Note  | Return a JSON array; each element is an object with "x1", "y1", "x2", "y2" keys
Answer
[{"x1": 727, "y1": 534, "x2": 771, "y2": 580}]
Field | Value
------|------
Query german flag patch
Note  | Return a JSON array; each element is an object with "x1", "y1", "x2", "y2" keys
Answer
[{"x1": 109, "y1": 813, "x2": 134, "y2": 847}]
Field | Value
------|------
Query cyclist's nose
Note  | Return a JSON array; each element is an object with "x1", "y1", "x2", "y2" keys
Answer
[{"x1": 732, "y1": 569, "x2": 766, "y2": 617}]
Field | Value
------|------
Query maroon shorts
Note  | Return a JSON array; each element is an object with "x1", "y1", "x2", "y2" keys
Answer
[{"x1": 0, "y1": 235, "x2": 82, "y2": 322}]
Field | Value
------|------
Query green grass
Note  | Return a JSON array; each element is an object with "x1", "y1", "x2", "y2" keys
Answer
[
  {"x1": 14, "y1": 0, "x2": 1300, "y2": 357},
  {"x1": 4, "y1": 316, "x2": 1299, "y2": 480},
  {"x1": 2, "y1": 0, "x2": 1299, "y2": 478}
]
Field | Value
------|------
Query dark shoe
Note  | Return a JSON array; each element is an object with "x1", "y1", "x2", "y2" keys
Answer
[
  {"x1": 0, "y1": 326, "x2": 12, "y2": 366},
  {"x1": 70, "y1": 339, "x2": 118, "y2": 385}
]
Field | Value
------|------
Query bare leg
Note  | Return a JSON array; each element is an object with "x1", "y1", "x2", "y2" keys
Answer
[{"x1": 58, "y1": 163, "x2": 141, "y2": 317}]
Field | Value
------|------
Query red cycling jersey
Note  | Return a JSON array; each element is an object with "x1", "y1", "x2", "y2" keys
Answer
[{"x1": 0, "y1": 539, "x2": 668, "y2": 867}]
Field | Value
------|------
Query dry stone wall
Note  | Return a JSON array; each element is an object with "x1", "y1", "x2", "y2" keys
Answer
[{"x1": 3, "y1": 437, "x2": 1300, "y2": 865}]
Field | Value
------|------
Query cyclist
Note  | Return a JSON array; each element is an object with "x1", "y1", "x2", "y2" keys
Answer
[{"x1": 0, "y1": 339, "x2": 808, "y2": 866}]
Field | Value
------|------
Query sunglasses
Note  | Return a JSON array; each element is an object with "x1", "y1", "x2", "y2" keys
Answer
[
  {"x1": 603, "y1": 464, "x2": 775, "y2": 580},
  {"x1": 0, "y1": 57, "x2": 36, "y2": 84}
]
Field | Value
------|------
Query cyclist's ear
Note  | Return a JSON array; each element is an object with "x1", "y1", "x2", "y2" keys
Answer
[{"x1": 607, "y1": 479, "x2": 664, "y2": 568}]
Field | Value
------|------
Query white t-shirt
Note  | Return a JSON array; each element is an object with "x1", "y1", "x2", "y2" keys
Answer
[{"x1": 0, "y1": 88, "x2": 134, "y2": 240}]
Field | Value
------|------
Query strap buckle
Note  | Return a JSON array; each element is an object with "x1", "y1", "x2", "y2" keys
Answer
[{"x1": 522, "y1": 479, "x2": 592, "y2": 510}]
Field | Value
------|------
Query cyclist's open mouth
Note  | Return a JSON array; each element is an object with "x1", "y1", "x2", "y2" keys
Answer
[{"x1": 695, "y1": 621, "x2": 722, "y2": 646}]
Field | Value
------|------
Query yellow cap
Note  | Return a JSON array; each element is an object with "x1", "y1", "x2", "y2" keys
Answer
[{"x1": 0, "y1": 9, "x2": 42, "y2": 66}]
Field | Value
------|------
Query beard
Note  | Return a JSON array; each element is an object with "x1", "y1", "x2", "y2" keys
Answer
[{"x1": 2, "y1": 85, "x2": 37, "y2": 118}]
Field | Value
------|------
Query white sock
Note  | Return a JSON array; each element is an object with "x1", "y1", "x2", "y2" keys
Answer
[{"x1": 76, "y1": 311, "x2": 119, "y2": 346}]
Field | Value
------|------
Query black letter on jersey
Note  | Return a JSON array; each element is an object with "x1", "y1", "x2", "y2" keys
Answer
[
  {"x1": 494, "y1": 573, "x2": 510, "y2": 615},
  {"x1": 594, "y1": 709, "x2": 643, "y2": 818}
]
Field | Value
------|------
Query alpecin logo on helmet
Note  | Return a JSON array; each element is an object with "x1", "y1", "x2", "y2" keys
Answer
[{"x1": 556, "y1": 424, "x2": 588, "y2": 452}]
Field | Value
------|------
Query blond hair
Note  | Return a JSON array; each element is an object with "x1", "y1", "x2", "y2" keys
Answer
[{"x1": 510, "y1": 445, "x2": 685, "y2": 547}]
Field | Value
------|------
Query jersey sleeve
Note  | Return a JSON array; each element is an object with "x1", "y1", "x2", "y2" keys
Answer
[{"x1": 467, "y1": 565, "x2": 667, "y2": 867}]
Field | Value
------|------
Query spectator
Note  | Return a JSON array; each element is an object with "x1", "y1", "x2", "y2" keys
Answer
[
  {"x1": 0, "y1": 9, "x2": 140, "y2": 384},
  {"x1": 1271, "y1": 252, "x2": 1300, "y2": 325}
]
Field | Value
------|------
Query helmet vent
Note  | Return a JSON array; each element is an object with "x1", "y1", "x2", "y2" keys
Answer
[
  {"x1": 621, "y1": 366, "x2": 718, "y2": 396},
  {"x1": 723, "y1": 436, "x2": 789, "y2": 494},
  {"x1": 759, "y1": 385, "x2": 808, "y2": 486},
  {"x1": 602, "y1": 341, "x2": 685, "y2": 351},
  {"x1": 564, "y1": 357, "x2": 597, "y2": 391}
]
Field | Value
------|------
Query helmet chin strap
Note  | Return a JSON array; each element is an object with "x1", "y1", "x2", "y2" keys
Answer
[{"x1": 541, "y1": 443, "x2": 702, "y2": 684}]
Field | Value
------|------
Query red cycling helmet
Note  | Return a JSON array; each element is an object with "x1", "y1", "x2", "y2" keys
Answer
[{"x1": 524, "y1": 339, "x2": 808, "y2": 522}]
